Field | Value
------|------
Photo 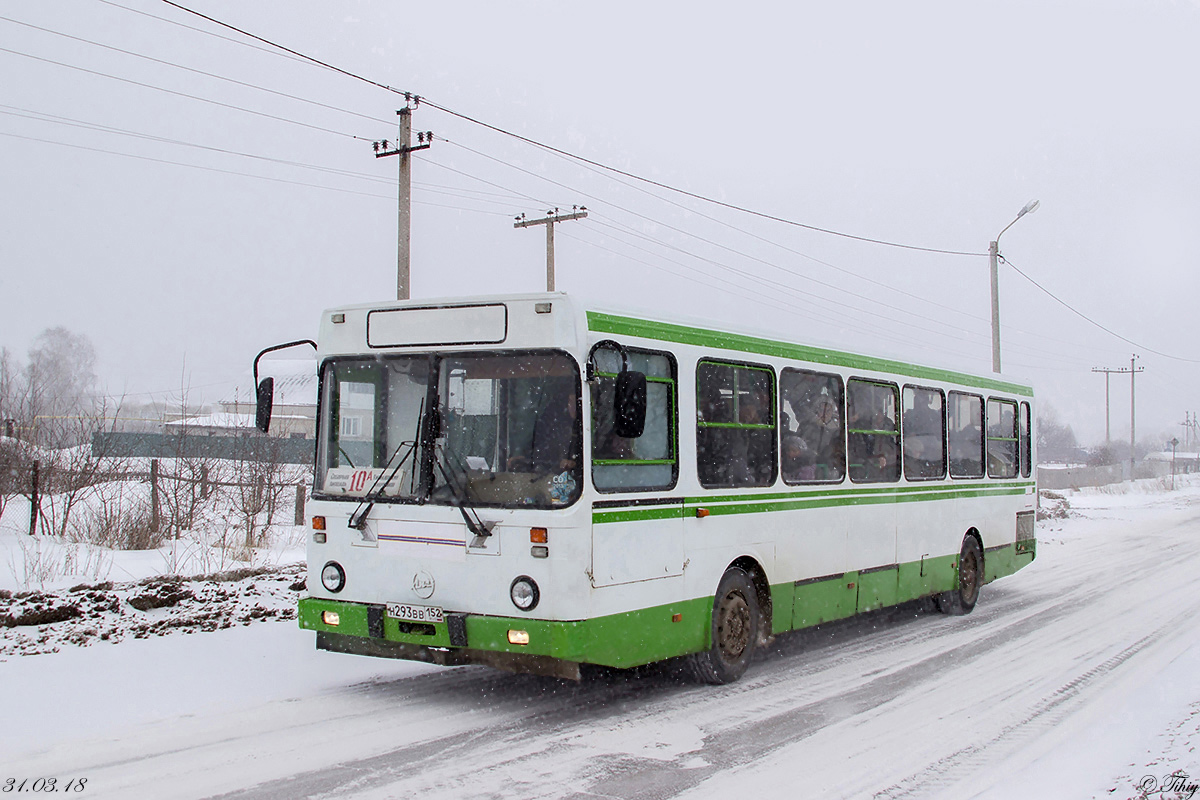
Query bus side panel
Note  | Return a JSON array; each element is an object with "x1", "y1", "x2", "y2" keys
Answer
[
  {"x1": 857, "y1": 566, "x2": 898, "y2": 612},
  {"x1": 896, "y1": 552, "x2": 957, "y2": 600},
  {"x1": 792, "y1": 571, "x2": 858, "y2": 629},
  {"x1": 894, "y1": 490, "x2": 959, "y2": 600},
  {"x1": 590, "y1": 505, "x2": 685, "y2": 587},
  {"x1": 579, "y1": 594, "x2": 711, "y2": 667}
]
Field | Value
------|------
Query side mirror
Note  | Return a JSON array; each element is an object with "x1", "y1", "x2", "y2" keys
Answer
[
  {"x1": 255, "y1": 377, "x2": 274, "y2": 433},
  {"x1": 613, "y1": 371, "x2": 647, "y2": 438}
]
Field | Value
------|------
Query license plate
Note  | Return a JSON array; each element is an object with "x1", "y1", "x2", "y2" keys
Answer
[{"x1": 387, "y1": 603, "x2": 444, "y2": 624}]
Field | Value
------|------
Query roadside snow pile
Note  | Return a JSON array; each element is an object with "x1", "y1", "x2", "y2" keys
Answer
[
  {"x1": 0, "y1": 563, "x2": 304, "y2": 658},
  {"x1": 1037, "y1": 490, "x2": 1072, "y2": 521}
]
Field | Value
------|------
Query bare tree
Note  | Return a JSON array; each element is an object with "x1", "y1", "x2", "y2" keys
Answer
[
  {"x1": 24, "y1": 327, "x2": 98, "y2": 447},
  {"x1": 226, "y1": 434, "x2": 289, "y2": 559},
  {"x1": 160, "y1": 375, "x2": 224, "y2": 540}
]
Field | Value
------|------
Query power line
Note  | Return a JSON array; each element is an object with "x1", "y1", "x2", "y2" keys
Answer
[
  {"x1": 0, "y1": 45, "x2": 368, "y2": 141},
  {"x1": 0, "y1": 129, "x2": 392, "y2": 198},
  {"x1": 0, "y1": 104, "x2": 393, "y2": 184},
  {"x1": 436, "y1": 138, "x2": 1000, "y2": 342},
  {"x1": 0, "y1": 104, "x2": 540, "y2": 215},
  {"x1": 558, "y1": 226, "x2": 986, "y2": 365},
  {"x1": 157, "y1": 0, "x2": 985, "y2": 257},
  {"x1": 420, "y1": 156, "x2": 558, "y2": 209},
  {"x1": 98, "y1": 0, "x2": 317, "y2": 68},
  {"x1": 0, "y1": 14, "x2": 393, "y2": 129},
  {"x1": 0, "y1": 128, "x2": 516, "y2": 218},
  {"x1": 429, "y1": 137, "x2": 1117, "y2": 366},
  {"x1": 439, "y1": 136, "x2": 1113, "y2": 363},
  {"x1": 2, "y1": 102, "x2": 539, "y2": 208},
  {"x1": 1002, "y1": 255, "x2": 1200, "y2": 364},
  {"x1": 587, "y1": 215, "x2": 991, "y2": 346},
  {"x1": 40, "y1": 1, "x2": 1157, "y2": 372}
]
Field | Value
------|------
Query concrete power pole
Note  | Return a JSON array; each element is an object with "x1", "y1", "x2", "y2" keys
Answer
[
  {"x1": 1129, "y1": 354, "x2": 1142, "y2": 479},
  {"x1": 374, "y1": 98, "x2": 432, "y2": 301},
  {"x1": 1091, "y1": 366, "x2": 1117, "y2": 445},
  {"x1": 1094, "y1": 358, "x2": 1144, "y2": 478},
  {"x1": 514, "y1": 207, "x2": 588, "y2": 291}
]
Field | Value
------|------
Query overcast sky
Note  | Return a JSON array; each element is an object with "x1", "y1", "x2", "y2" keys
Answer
[{"x1": 3, "y1": 1, "x2": 1199, "y2": 446}]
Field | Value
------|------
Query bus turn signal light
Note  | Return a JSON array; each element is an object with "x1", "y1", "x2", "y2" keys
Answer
[
  {"x1": 530, "y1": 527, "x2": 548, "y2": 543},
  {"x1": 312, "y1": 516, "x2": 326, "y2": 531},
  {"x1": 695, "y1": 508, "x2": 710, "y2": 518}
]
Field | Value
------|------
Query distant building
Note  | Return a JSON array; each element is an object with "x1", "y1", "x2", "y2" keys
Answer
[
  {"x1": 212, "y1": 359, "x2": 318, "y2": 439},
  {"x1": 162, "y1": 410, "x2": 311, "y2": 439}
]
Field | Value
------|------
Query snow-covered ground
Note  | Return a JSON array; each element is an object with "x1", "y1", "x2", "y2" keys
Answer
[{"x1": 3, "y1": 477, "x2": 1200, "y2": 799}]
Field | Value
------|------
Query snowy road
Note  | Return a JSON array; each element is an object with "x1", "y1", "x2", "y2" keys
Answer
[{"x1": 6, "y1": 485, "x2": 1200, "y2": 799}]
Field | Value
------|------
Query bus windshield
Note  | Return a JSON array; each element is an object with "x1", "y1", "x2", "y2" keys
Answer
[{"x1": 316, "y1": 351, "x2": 582, "y2": 509}]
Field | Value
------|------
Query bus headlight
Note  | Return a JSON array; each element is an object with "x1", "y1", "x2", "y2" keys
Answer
[
  {"x1": 509, "y1": 576, "x2": 540, "y2": 611},
  {"x1": 321, "y1": 561, "x2": 346, "y2": 593}
]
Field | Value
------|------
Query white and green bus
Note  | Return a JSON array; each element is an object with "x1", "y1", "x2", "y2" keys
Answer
[{"x1": 256, "y1": 292, "x2": 1036, "y2": 683}]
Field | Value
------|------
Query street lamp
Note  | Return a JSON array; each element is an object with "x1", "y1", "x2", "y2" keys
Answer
[
  {"x1": 989, "y1": 199, "x2": 1040, "y2": 373},
  {"x1": 1170, "y1": 437, "x2": 1179, "y2": 490}
]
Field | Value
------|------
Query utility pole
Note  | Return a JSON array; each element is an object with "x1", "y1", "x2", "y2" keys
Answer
[
  {"x1": 1130, "y1": 354, "x2": 1142, "y2": 479},
  {"x1": 1093, "y1": 357, "x2": 1144, "y2": 477},
  {"x1": 1091, "y1": 366, "x2": 1117, "y2": 445},
  {"x1": 514, "y1": 206, "x2": 588, "y2": 291},
  {"x1": 374, "y1": 97, "x2": 432, "y2": 301}
]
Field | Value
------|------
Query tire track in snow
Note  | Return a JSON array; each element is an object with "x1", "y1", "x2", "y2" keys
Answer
[{"x1": 74, "y1": 503, "x2": 1200, "y2": 800}]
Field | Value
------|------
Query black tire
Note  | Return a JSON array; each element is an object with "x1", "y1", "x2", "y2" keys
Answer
[
  {"x1": 937, "y1": 536, "x2": 983, "y2": 615},
  {"x1": 689, "y1": 567, "x2": 760, "y2": 684}
]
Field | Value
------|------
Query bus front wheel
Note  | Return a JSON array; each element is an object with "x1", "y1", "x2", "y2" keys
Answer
[
  {"x1": 690, "y1": 567, "x2": 760, "y2": 684},
  {"x1": 937, "y1": 536, "x2": 983, "y2": 615}
]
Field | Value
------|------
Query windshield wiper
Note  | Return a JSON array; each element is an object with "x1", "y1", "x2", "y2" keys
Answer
[
  {"x1": 347, "y1": 438, "x2": 418, "y2": 530},
  {"x1": 433, "y1": 442, "x2": 494, "y2": 542},
  {"x1": 347, "y1": 399, "x2": 425, "y2": 531}
]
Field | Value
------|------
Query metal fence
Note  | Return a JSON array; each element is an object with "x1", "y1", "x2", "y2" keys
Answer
[{"x1": 92, "y1": 431, "x2": 315, "y2": 465}]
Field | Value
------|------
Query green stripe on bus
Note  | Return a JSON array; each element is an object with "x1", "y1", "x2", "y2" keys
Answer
[
  {"x1": 593, "y1": 505, "x2": 685, "y2": 524},
  {"x1": 586, "y1": 311, "x2": 1034, "y2": 397},
  {"x1": 691, "y1": 480, "x2": 1034, "y2": 505},
  {"x1": 593, "y1": 484, "x2": 1031, "y2": 523},
  {"x1": 298, "y1": 543, "x2": 1034, "y2": 670}
]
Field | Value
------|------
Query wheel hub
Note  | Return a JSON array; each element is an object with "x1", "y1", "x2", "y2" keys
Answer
[{"x1": 716, "y1": 592, "x2": 751, "y2": 660}]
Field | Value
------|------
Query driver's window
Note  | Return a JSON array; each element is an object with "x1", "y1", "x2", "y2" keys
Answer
[{"x1": 591, "y1": 346, "x2": 678, "y2": 492}]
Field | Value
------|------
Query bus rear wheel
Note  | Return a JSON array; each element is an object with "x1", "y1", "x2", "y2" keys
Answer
[
  {"x1": 937, "y1": 536, "x2": 983, "y2": 616},
  {"x1": 689, "y1": 567, "x2": 760, "y2": 684}
]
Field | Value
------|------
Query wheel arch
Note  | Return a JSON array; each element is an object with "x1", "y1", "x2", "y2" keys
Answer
[
  {"x1": 964, "y1": 527, "x2": 984, "y2": 571},
  {"x1": 728, "y1": 555, "x2": 773, "y2": 644}
]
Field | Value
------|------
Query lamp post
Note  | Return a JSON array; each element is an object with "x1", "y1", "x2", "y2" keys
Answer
[
  {"x1": 989, "y1": 199, "x2": 1040, "y2": 374},
  {"x1": 1170, "y1": 437, "x2": 1179, "y2": 490}
]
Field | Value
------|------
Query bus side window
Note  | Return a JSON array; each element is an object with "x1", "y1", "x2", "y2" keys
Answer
[
  {"x1": 1020, "y1": 402, "x2": 1032, "y2": 477},
  {"x1": 847, "y1": 379, "x2": 900, "y2": 483},
  {"x1": 591, "y1": 347, "x2": 678, "y2": 492},
  {"x1": 948, "y1": 391, "x2": 984, "y2": 478},
  {"x1": 696, "y1": 360, "x2": 777, "y2": 489},
  {"x1": 987, "y1": 398, "x2": 1019, "y2": 479},
  {"x1": 779, "y1": 368, "x2": 844, "y2": 484},
  {"x1": 902, "y1": 385, "x2": 945, "y2": 480}
]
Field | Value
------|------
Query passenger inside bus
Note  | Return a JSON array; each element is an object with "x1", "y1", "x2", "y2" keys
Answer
[
  {"x1": 847, "y1": 385, "x2": 899, "y2": 482},
  {"x1": 783, "y1": 382, "x2": 844, "y2": 482},
  {"x1": 525, "y1": 382, "x2": 580, "y2": 475},
  {"x1": 903, "y1": 390, "x2": 945, "y2": 479}
]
